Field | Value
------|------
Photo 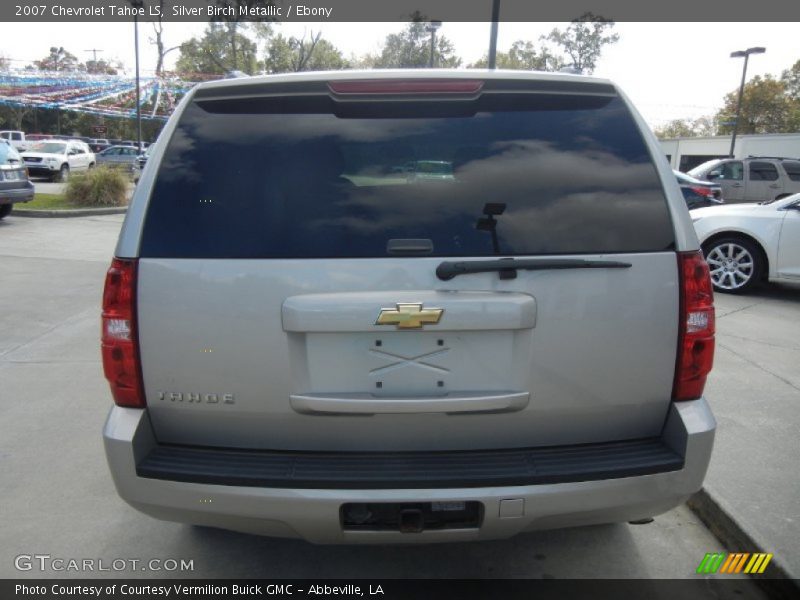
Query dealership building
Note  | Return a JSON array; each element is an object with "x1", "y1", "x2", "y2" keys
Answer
[{"x1": 661, "y1": 133, "x2": 800, "y2": 172}]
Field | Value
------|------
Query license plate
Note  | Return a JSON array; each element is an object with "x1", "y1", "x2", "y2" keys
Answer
[{"x1": 3, "y1": 170, "x2": 20, "y2": 181}]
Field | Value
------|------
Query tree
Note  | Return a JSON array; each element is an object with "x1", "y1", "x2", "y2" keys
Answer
[
  {"x1": 541, "y1": 13, "x2": 619, "y2": 74},
  {"x1": 0, "y1": 105, "x2": 31, "y2": 130},
  {"x1": 781, "y1": 59, "x2": 800, "y2": 101},
  {"x1": 653, "y1": 116, "x2": 718, "y2": 139},
  {"x1": 715, "y1": 75, "x2": 799, "y2": 135},
  {"x1": 34, "y1": 47, "x2": 80, "y2": 72},
  {"x1": 85, "y1": 59, "x2": 122, "y2": 75},
  {"x1": 373, "y1": 20, "x2": 461, "y2": 69},
  {"x1": 264, "y1": 32, "x2": 349, "y2": 73},
  {"x1": 0, "y1": 55, "x2": 9, "y2": 70},
  {"x1": 469, "y1": 40, "x2": 560, "y2": 71},
  {"x1": 175, "y1": 22, "x2": 260, "y2": 76},
  {"x1": 207, "y1": 1, "x2": 278, "y2": 75},
  {"x1": 782, "y1": 60, "x2": 800, "y2": 130},
  {"x1": 214, "y1": 0, "x2": 277, "y2": 22},
  {"x1": 150, "y1": 0, "x2": 180, "y2": 76}
]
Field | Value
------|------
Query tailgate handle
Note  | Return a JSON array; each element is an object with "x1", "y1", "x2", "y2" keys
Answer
[{"x1": 290, "y1": 391, "x2": 529, "y2": 415}]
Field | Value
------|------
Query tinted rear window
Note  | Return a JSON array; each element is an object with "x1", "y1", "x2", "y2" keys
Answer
[
  {"x1": 140, "y1": 91, "x2": 674, "y2": 258},
  {"x1": 782, "y1": 160, "x2": 800, "y2": 181}
]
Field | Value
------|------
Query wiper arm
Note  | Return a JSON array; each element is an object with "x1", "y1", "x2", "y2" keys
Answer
[{"x1": 436, "y1": 257, "x2": 632, "y2": 281}]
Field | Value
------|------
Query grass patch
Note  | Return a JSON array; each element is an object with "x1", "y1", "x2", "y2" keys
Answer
[{"x1": 23, "y1": 193, "x2": 75, "y2": 210}]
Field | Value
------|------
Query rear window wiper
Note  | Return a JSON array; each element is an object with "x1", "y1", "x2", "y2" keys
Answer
[{"x1": 436, "y1": 257, "x2": 632, "y2": 281}]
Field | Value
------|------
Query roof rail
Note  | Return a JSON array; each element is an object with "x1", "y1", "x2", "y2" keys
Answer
[{"x1": 745, "y1": 155, "x2": 800, "y2": 160}]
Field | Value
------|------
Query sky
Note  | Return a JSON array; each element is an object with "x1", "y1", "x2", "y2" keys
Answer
[{"x1": 0, "y1": 21, "x2": 797, "y2": 129}]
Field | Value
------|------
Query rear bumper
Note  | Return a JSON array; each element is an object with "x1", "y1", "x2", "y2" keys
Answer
[
  {"x1": 0, "y1": 183, "x2": 34, "y2": 204},
  {"x1": 103, "y1": 398, "x2": 715, "y2": 544}
]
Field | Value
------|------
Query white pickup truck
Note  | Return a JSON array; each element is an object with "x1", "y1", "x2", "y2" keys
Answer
[{"x1": 0, "y1": 130, "x2": 34, "y2": 152}]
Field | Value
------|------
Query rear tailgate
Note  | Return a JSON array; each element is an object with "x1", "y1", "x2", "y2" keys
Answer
[{"x1": 134, "y1": 75, "x2": 680, "y2": 452}]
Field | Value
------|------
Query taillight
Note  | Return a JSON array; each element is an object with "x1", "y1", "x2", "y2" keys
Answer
[
  {"x1": 673, "y1": 251, "x2": 715, "y2": 401},
  {"x1": 101, "y1": 258, "x2": 145, "y2": 408},
  {"x1": 690, "y1": 185, "x2": 714, "y2": 198},
  {"x1": 328, "y1": 80, "x2": 484, "y2": 95}
]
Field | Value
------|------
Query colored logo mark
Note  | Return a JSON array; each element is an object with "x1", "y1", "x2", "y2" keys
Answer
[{"x1": 697, "y1": 552, "x2": 773, "y2": 574}]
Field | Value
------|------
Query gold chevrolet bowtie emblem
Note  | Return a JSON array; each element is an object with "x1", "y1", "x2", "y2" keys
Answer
[{"x1": 375, "y1": 303, "x2": 444, "y2": 329}]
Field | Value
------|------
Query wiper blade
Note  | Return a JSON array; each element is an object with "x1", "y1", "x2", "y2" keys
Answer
[{"x1": 436, "y1": 257, "x2": 632, "y2": 281}]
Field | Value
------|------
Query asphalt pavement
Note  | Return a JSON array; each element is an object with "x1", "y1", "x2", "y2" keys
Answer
[
  {"x1": 0, "y1": 213, "x2": 795, "y2": 594},
  {"x1": 30, "y1": 177, "x2": 66, "y2": 196},
  {"x1": 693, "y1": 281, "x2": 800, "y2": 588}
]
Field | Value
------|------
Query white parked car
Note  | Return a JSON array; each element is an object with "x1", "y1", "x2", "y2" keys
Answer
[
  {"x1": 21, "y1": 140, "x2": 95, "y2": 182},
  {"x1": 691, "y1": 194, "x2": 800, "y2": 293}
]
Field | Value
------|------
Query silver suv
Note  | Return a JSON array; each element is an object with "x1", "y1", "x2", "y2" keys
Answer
[
  {"x1": 689, "y1": 156, "x2": 800, "y2": 204},
  {"x1": 102, "y1": 71, "x2": 716, "y2": 543}
]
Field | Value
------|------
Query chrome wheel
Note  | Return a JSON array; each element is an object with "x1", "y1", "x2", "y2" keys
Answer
[{"x1": 706, "y1": 242, "x2": 754, "y2": 291}]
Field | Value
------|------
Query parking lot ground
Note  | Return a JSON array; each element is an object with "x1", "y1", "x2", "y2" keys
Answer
[
  {"x1": 696, "y1": 282, "x2": 800, "y2": 585},
  {"x1": 0, "y1": 214, "x2": 789, "y2": 594},
  {"x1": 30, "y1": 177, "x2": 66, "y2": 196}
]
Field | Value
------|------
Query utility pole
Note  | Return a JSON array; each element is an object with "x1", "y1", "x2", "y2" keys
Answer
[
  {"x1": 129, "y1": 0, "x2": 144, "y2": 152},
  {"x1": 84, "y1": 48, "x2": 103, "y2": 64},
  {"x1": 84, "y1": 48, "x2": 104, "y2": 73},
  {"x1": 425, "y1": 21, "x2": 441, "y2": 68}
]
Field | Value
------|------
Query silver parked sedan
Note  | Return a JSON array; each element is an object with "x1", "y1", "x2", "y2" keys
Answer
[{"x1": 96, "y1": 145, "x2": 139, "y2": 172}]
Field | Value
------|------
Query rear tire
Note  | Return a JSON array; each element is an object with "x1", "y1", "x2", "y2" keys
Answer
[
  {"x1": 702, "y1": 236, "x2": 764, "y2": 294},
  {"x1": 0, "y1": 204, "x2": 12, "y2": 220}
]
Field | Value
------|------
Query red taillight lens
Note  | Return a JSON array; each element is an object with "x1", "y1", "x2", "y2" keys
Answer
[
  {"x1": 328, "y1": 80, "x2": 484, "y2": 95},
  {"x1": 101, "y1": 258, "x2": 145, "y2": 408},
  {"x1": 673, "y1": 251, "x2": 715, "y2": 401},
  {"x1": 690, "y1": 186, "x2": 714, "y2": 198}
]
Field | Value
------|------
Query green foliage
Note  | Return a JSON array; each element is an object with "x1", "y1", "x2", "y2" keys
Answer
[
  {"x1": 541, "y1": 13, "x2": 619, "y2": 74},
  {"x1": 175, "y1": 22, "x2": 260, "y2": 76},
  {"x1": 24, "y1": 193, "x2": 73, "y2": 210},
  {"x1": 373, "y1": 21, "x2": 461, "y2": 69},
  {"x1": 716, "y1": 75, "x2": 800, "y2": 135},
  {"x1": 34, "y1": 47, "x2": 80, "y2": 71},
  {"x1": 84, "y1": 59, "x2": 121, "y2": 75},
  {"x1": 653, "y1": 116, "x2": 719, "y2": 139},
  {"x1": 0, "y1": 105, "x2": 30, "y2": 130},
  {"x1": 64, "y1": 166, "x2": 129, "y2": 207},
  {"x1": 214, "y1": 0, "x2": 277, "y2": 21},
  {"x1": 781, "y1": 59, "x2": 800, "y2": 101},
  {"x1": 469, "y1": 15, "x2": 617, "y2": 74},
  {"x1": 264, "y1": 33, "x2": 349, "y2": 73},
  {"x1": 470, "y1": 40, "x2": 560, "y2": 71}
]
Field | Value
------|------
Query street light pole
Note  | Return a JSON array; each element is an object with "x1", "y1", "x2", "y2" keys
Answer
[
  {"x1": 425, "y1": 21, "x2": 441, "y2": 68},
  {"x1": 130, "y1": 0, "x2": 144, "y2": 153},
  {"x1": 729, "y1": 46, "x2": 765, "y2": 158},
  {"x1": 488, "y1": 0, "x2": 500, "y2": 69}
]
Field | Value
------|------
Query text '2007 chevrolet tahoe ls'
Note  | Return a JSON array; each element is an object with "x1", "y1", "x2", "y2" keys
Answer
[{"x1": 102, "y1": 70, "x2": 716, "y2": 544}]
